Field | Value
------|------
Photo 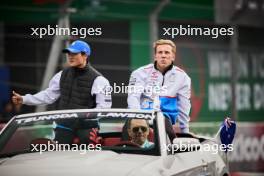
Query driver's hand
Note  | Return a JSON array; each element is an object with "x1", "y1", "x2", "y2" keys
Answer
[
  {"x1": 89, "y1": 128, "x2": 101, "y2": 144},
  {"x1": 12, "y1": 91, "x2": 23, "y2": 105}
]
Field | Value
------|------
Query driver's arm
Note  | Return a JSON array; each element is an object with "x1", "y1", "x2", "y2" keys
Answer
[
  {"x1": 127, "y1": 70, "x2": 145, "y2": 109},
  {"x1": 22, "y1": 71, "x2": 61, "y2": 105},
  {"x1": 177, "y1": 74, "x2": 191, "y2": 133},
  {"x1": 91, "y1": 76, "x2": 112, "y2": 108}
]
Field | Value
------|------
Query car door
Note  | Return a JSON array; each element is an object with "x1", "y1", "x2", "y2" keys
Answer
[{"x1": 163, "y1": 134, "x2": 217, "y2": 176}]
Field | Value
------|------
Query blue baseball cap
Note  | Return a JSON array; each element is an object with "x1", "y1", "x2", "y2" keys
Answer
[{"x1": 63, "y1": 40, "x2": 91, "y2": 56}]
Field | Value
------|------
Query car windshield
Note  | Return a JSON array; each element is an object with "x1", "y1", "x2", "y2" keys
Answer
[{"x1": 0, "y1": 111, "x2": 160, "y2": 157}]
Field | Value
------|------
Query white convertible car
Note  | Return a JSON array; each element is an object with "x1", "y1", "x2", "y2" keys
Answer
[{"x1": 0, "y1": 109, "x2": 235, "y2": 176}]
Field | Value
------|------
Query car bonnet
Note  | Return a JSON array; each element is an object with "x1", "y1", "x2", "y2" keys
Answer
[{"x1": 0, "y1": 150, "x2": 159, "y2": 176}]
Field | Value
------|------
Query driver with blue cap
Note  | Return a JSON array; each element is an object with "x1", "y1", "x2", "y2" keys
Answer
[
  {"x1": 12, "y1": 40, "x2": 112, "y2": 144},
  {"x1": 13, "y1": 40, "x2": 111, "y2": 109}
]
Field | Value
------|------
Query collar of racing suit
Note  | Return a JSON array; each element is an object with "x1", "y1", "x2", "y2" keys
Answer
[{"x1": 154, "y1": 61, "x2": 174, "y2": 75}]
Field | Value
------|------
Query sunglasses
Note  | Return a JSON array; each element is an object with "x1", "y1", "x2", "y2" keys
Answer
[{"x1": 132, "y1": 126, "x2": 148, "y2": 133}]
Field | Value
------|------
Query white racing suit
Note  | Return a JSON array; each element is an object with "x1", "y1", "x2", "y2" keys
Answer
[{"x1": 127, "y1": 63, "x2": 191, "y2": 133}]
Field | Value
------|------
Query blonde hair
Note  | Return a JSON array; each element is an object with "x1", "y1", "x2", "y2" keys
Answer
[{"x1": 153, "y1": 39, "x2": 176, "y2": 54}]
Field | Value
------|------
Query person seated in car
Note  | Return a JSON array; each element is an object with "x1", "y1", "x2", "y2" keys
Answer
[{"x1": 127, "y1": 118, "x2": 154, "y2": 148}]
